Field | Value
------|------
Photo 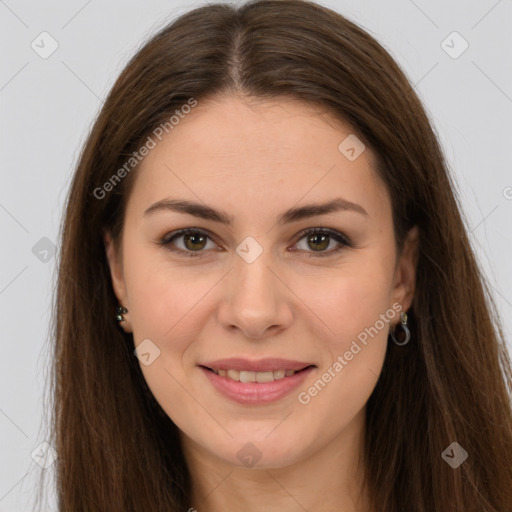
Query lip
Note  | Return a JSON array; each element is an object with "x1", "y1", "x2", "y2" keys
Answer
[
  {"x1": 199, "y1": 364, "x2": 316, "y2": 405},
  {"x1": 200, "y1": 357, "x2": 314, "y2": 372}
]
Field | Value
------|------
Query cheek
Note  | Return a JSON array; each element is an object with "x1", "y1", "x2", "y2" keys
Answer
[
  {"x1": 293, "y1": 270, "x2": 391, "y2": 429},
  {"x1": 125, "y1": 261, "x2": 217, "y2": 421},
  {"x1": 291, "y1": 255, "x2": 394, "y2": 413},
  {"x1": 292, "y1": 259, "x2": 394, "y2": 345},
  {"x1": 125, "y1": 255, "x2": 219, "y2": 357}
]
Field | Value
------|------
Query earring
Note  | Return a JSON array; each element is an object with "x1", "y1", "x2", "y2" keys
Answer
[
  {"x1": 116, "y1": 305, "x2": 128, "y2": 323},
  {"x1": 390, "y1": 311, "x2": 411, "y2": 346}
]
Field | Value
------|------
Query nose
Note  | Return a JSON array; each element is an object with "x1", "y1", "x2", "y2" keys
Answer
[{"x1": 217, "y1": 249, "x2": 294, "y2": 339}]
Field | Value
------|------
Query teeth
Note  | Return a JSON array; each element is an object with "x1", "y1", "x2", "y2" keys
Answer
[
  {"x1": 255, "y1": 371, "x2": 275, "y2": 383},
  {"x1": 212, "y1": 368, "x2": 299, "y2": 382},
  {"x1": 273, "y1": 370, "x2": 285, "y2": 380},
  {"x1": 227, "y1": 369, "x2": 239, "y2": 381}
]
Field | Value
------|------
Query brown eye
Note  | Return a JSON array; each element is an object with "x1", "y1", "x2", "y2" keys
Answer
[
  {"x1": 293, "y1": 228, "x2": 352, "y2": 257},
  {"x1": 160, "y1": 229, "x2": 217, "y2": 257},
  {"x1": 306, "y1": 233, "x2": 330, "y2": 252},
  {"x1": 182, "y1": 232, "x2": 208, "y2": 251}
]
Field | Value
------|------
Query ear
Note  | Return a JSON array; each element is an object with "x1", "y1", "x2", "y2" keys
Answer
[
  {"x1": 104, "y1": 231, "x2": 131, "y2": 331},
  {"x1": 390, "y1": 225, "x2": 419, "y2": 314}
]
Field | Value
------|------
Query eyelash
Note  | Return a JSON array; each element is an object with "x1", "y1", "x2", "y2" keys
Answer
[{"x1": 157, "y1": 227, "x2": 353, "y2": 258}]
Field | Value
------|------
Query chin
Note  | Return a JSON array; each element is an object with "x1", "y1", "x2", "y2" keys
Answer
[{"x1": 212, "y1": 435, "x2": 306, "y2": 470}]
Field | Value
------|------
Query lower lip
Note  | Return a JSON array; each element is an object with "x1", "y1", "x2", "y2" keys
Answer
[{"x1": 199, "y1": 366, "x2": 315, "y2": 405}]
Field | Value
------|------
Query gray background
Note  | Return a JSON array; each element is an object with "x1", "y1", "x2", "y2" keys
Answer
[{"x1": 1, "y1": 0, "x2": 511, "y2": 510}]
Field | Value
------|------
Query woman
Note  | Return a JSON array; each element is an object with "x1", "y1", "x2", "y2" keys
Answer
[{"x1": 42, "y1": 0, "x2": 512, "y2": 510}]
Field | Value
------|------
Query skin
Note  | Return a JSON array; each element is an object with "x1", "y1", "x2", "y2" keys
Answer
[{"x1": 105, "y1": 95, "x2": 419, "y2": 512}]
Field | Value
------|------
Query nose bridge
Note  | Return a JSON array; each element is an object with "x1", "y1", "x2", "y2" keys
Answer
[
  {"x1": 218, "y1": 239, "x2": 293, "y2": 337},
  {"x1": 232, "y1": 243, "x2": 277, "y2": 310}
]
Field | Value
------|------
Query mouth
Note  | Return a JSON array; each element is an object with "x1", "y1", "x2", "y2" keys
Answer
[{"x1": 198, "y1": 360, "x2": 317, "y2": 405}]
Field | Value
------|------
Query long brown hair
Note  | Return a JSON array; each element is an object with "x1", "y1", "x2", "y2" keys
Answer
[{"x1": 39, "y1": 0, "x2": 512, "y2": 510}]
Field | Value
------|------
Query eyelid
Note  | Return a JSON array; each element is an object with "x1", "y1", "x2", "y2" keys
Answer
[
  {"x1": 158, "y1": 227, "x2": 352, "y2": 257},
  {"x1": 160, "y1": 227, "x2": 217, "y2": 245},
  {"x1": 293, "y1": 227, "x2": 352, "y2": 247}
]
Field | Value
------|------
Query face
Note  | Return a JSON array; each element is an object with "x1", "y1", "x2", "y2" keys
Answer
[{"x1": 105, "y1": 96, "x2": 418, "y2": 470}]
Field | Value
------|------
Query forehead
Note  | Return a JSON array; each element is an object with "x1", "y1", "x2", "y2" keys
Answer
[{"x1": 127, "y1": 96, "x2": 389, "y2": 222}]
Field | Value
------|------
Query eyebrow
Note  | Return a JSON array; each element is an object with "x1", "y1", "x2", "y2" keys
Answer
[{"x1": 143, "y1": 197, "x2": 368, "y2": 225}]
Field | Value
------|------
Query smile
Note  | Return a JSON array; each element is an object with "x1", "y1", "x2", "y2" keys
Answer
[{"x1": 199, "y1": 364, "x2": 316, "y2": 405}]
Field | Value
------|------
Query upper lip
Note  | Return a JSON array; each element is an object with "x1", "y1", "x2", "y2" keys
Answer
[{"x1": 200, "y1": 358, "x2": 315, "y2": 372}]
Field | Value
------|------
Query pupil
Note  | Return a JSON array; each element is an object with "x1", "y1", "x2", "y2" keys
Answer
[
  {"x1": 308, "y1": 234, "x2": 329, "y2": 251},
  {"x1": 185, "y1": 233, "x2": 206, "y2": 250}
]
